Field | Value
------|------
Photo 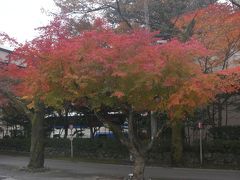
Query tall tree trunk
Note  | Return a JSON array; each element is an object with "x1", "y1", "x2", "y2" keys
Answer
[
  {"x1": 96, "y1": 109, "x2": 165, "y2": 180},
  {"x1": 171, "y1": 121, "x2": 183, "y2": 165},
  {"x1": 128, "y1": 110, "x2": 146, "y2": 180},
  {"x1": 28, "y1": 101, "x2": 45, "y2": 169},
  {"x1": 132, "y1": 152, "x2": 145, "y2": 180},
  {"x1": 0, "y1": 90, "x2": 45, "y2": 169}
]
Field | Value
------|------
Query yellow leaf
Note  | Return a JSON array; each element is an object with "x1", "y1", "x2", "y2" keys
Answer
[
  {"x1": 21, "y1": 96, "x2": 30, "y2": 100},
  {"x1": 27, "y1": 101, "x2": 34, "y2": 109}
]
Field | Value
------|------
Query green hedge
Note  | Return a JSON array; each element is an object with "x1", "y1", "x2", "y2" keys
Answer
[
  {"x1": 209, "y1": 126, "x2": 240, "y2": 140},
  {"x1": 1, "y1": 138, "x2": 240, "y2": 157},
  {"x1": 204, "y1": 140, "x2": 240, "y2": 154},
  {"x1": 45, "y1": 138, "x2": 129, "y2": 159},
  {"x1": 0, "y1": 138, "x2": 30, "y2": 152}
]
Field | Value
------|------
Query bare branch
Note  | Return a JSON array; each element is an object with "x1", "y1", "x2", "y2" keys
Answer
[
  {"x1": 230, "y1": 0, "x2": 240, "y2": 9},
  {"x1": 115, "y1": 0, "x2": 133, "y2": 29},
  {"x1": 94, "y1": 111, "x2": 132, "y2": 149},
  {"x1": 144, "y1": 122, "x2": 168, "y2": 153}
]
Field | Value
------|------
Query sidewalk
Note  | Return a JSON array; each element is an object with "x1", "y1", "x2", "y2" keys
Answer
[
  {"x1": 1, "y1": 155, "x2": 126, "y2": 180},
  {"x1": 0, "y1": 155, "x2": 240, "y2": 180}
]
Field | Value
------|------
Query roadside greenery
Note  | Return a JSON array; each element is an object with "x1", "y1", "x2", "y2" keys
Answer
[{"x1": 1, "y1": 138, "x2": 240, "y2": 158}]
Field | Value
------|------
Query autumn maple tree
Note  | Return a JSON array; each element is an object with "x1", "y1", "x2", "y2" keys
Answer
[
  {"x1": 175, "y1": 3, "x2": 240, "y2": 129},
  {"x1": 176, "y1": 3, "x2": 240, "y2": 72},
  {"x1": 4, "y1": 17, "x2": 217, "y2": 178}
]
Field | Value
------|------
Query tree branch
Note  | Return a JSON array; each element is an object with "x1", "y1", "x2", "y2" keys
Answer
[
  {"x1": 115, "y1": 0, "x2": 133, "y2": 29},
  {"x1": 70, "y1": 5, "x2": 111, "y2": 15},
  {"x1": 230, "y1": 0, "x2": 240, "y2": 9},
  {"x1": 143, "y1": 122, "x2": 168, "y2": 153},
  {"x1": 0, "y1": 89, "x2": 33, "y2": 120},
  {"x1": 94, "y1": 111, "x2": 132, "y2": 149}
]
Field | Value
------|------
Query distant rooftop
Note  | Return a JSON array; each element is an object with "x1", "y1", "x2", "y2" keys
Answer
[{"x1": 0, "y1": 45, "x2": 13, "y2": 53}]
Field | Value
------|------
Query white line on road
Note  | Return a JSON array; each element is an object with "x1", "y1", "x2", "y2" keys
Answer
[{"x1": 0, "y1": 176, "x2": 17, "y2": 180}]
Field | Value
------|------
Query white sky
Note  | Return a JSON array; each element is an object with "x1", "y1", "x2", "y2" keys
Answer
[{"x1": 0, "y1": 0, "x2": 57, "y2": 44}]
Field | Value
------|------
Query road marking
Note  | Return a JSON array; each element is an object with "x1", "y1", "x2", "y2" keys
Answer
[{"x1": 0, "y1": 176, "x2": 17, "y2": 180}]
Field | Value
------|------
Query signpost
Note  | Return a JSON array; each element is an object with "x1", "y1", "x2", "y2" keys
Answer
[
  {"x1": 69, "y1": 124, "x2": 74, "y2": 159},
  {"x1": 198, "y1": 122, "x2": 203, "y2": 165}
]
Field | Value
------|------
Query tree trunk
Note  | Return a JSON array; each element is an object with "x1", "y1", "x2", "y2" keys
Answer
[
  {"x1": 64, "y1": 125, "x2": 68, "y2": 138},
  {"x1": 128, "y1": 110, "x2": 146, "y2": 180},
  {"x1": 132, "y1": 153, "x2": 145, "y2": 180},
  {"x1": 171, "y1": 121, "x2": 183, "y2": 165},
  {"x1": 225, "y1": 100, "x2": 228, "y2": 126},
  {"x1": 64, "y1": 110, "x2": 69, "y2": 138},
  {"x1": 217, "y1": 101, "x2": 222, "y2": 127},
  {"x1": 90, "y1": 127, "x2": 94, "y2": 139},
  {"x1": 212, "y1": 103, "x2": 215, "y2": 127},
  {"x1": 96, "y1": 109, "x2": 155, "y2": 180},
  {"x1": 28, "y1": 101, "x2": 45, "y2": 169},
  {"x1": 0, "y1": 90, "x2": 44, "y2": 168}
]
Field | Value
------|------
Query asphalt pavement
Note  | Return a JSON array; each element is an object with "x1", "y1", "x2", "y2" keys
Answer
[{"x1": 0, "y1": 155, "x2": 240, "y2": 180}]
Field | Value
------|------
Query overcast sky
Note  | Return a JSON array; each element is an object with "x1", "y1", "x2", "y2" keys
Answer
[{"x1": 0, "y1": 0, "x2": 57, "y2": 44}]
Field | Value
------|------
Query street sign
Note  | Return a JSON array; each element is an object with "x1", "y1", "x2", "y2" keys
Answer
[
  {"x1": 69, "y1": 124, "x2": 74, "y2": 130},
  {"x1": 198, "y1": 122, "x2": 203, "y2": 129}
]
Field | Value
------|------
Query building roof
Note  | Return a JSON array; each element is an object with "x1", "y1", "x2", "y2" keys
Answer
[{"x1": 0, "y1": 45, "x2": 13, "y2": 53}]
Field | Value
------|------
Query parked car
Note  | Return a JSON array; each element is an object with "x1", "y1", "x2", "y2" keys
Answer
[{"x1": 94, "y1": 132, "x2": 115, "y2": 139}]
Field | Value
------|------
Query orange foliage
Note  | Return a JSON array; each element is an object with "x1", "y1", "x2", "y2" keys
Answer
[
  {"x1": 5, "y1": 19, "x2": 218, "y2": 119},
  {"x1": 176, "y1": 3, "x2": 240, "y2": 72},
  {"x1": 216, "y1": 66, "x2": 240, "y2": 94}
]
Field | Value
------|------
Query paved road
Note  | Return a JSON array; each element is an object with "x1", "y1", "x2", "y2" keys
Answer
[{"x1": 0, "y1": 155, "x2": 240, "y2": 180}]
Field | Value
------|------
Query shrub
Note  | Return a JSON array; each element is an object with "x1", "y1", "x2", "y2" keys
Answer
[
  {"x1": 0, "y1": 138, "x2": 30, "y2": 152},
  {"x1": 204, "y1": 140, "x2": 240, "y2": 154},
  {"x1": 1, "y1": 138, "x2": 240, "y2": 158},
  {"x1": 209, "y1": 126, "x2": 240, "y2": 140}
]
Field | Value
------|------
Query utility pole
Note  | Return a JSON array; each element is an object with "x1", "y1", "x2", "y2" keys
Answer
[
  {"x1": 151, "y1": 111, "x2": 157, "y2": 139},
  {"x1": 69, "y1": 124, "x2": 74, "y2": 159},
  {"x1": 198, "y1": 122, "x2": 203, "y2": 165},
  {"x1": 144, "y1": 0, "x2": 150, "y2": 30}
]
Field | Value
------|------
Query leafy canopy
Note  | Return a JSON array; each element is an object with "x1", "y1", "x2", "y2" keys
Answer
[
  {"x1": 10, "y1": 20, "x2": 217, "y2": 119},
  {"x1": 176, "y1": 3, "x2": 240, "y2": 72}
]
